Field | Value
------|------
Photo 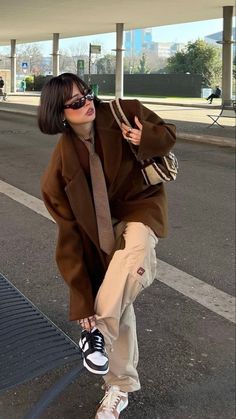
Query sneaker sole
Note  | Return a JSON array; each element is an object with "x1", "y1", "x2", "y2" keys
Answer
[
  {"x1": 79, "y1": 339, "x2": 109, "y2": 375},
  {"x1": 83, "y1": 357, "x2": 109, "y2": 375},
  {"x1": 118, "y1": 398, "x2": 128, "y2": 413}
]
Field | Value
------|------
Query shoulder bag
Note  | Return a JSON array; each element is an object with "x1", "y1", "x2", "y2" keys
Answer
[{"x1": 109, "y1": 99, "x2": 178, "y2": 185}]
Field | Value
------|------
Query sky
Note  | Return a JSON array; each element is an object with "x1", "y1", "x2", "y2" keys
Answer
[{"x1": 0, "y1": 17, "x2": 235, "y2": 56}]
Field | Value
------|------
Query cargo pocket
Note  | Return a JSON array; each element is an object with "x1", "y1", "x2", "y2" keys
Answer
[{"x1": 134, "y1": 233, "x2": 158, "y2": 290}]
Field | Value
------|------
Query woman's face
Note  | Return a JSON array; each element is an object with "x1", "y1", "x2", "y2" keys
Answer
[{"x1": 63, "y1": 82, "x2": 96, "y2": 126}]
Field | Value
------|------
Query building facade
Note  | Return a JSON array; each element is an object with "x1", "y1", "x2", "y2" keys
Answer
[{"x1": 125, "y1": 28, "x2": 153, "y2": 57}]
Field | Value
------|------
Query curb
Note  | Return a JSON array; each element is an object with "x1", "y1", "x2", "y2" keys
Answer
[
  {"x1": 101, "y1": 96, "x2": 220, "y2": 110},
  {"x1": 0, "y1": 106, "x2": 36, "y2": 117},
  {"x1": 177, "y1": 132, "x2": 235, "y2": 148},
  {"x1": 6, "y1": 93, "x2": 220, "y2": 110}
]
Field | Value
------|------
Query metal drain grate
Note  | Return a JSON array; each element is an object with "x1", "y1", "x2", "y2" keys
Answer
[{"x1": 0, "y1": 273, "x2": 82, "y2": 392}]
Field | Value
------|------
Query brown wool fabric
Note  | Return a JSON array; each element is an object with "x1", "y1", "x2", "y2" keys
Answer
[{"x1": 82, "y1": 135, "x2": 115, "y2": 255}]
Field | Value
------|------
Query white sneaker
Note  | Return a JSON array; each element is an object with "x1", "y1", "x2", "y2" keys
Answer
[{"x1": 95, "y1": 385, "x2": 128, "y2": 418}]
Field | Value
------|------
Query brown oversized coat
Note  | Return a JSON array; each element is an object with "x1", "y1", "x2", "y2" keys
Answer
[{"x1": 41, "y1": 99, "x2": 176, "y2": 321}]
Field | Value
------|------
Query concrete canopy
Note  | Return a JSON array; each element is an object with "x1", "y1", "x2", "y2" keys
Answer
[{"x1": 0, "y1": 0, "x2": 235, "y2": 45}]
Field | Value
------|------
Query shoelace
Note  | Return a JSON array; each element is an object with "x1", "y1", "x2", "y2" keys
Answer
[
  {"x1": 100, "y1": 388, "x2": 125, "y2": 412},
  {"x1": 82, "y1": 330, "x2": 105, "y2": 353}
]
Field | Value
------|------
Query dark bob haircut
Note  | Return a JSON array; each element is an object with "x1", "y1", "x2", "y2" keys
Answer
[{"x1": 38, "y1": 73, "x2": 100, "y2": 135}]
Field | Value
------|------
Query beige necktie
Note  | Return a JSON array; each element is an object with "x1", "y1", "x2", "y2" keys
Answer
[{"x1": 82, "y1": 135, "x2": 115, "y2": 255}]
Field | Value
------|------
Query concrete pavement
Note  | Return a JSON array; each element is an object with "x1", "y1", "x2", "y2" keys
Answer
[{"x1": 0, "y1": 93, "x2": 235, "y2": 148}]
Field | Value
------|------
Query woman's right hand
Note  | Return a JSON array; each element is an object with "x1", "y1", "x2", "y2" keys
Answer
[{"x1": 77, "y1": 315, "x2": 96, "y2": 331}]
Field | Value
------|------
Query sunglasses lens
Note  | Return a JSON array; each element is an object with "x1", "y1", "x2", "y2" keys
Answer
[
  {"x1": 64, "y1": 90, "x2": 94, "y2": 110},
  {"x1": 87, "y1": 92, "x2": 94, "y2": 101},
  {"x1": 71, "y1": 97, "x2": 85, "y2": 109}
]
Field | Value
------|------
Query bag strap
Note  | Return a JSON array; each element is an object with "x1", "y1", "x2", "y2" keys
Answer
[
  {"x1": 114, "y1": 98, "x2": 132, "y2": 127},
  {"x1": 109, "y1": 99, "x2": 132, "y2": 128},
  {"x1": 109, "y1": 99, "x2": 139, "y2": 161},
  {"x1": 109, "y1": 100, "x2": 123, "y2": 129}
]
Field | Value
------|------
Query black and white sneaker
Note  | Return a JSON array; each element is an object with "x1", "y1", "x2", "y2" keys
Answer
[{"x1": 79, "y1": 328, "x2": 109, "y2": 375}]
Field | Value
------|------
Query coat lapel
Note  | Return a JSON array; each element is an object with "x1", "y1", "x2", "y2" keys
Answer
[{"x1": 60, "y1": 133, "x2": 100, "y2": 250}]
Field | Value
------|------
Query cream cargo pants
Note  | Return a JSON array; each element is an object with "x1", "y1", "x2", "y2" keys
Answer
[{"x1": 94, "y1": 221, "x2": 158, "y2": 393}]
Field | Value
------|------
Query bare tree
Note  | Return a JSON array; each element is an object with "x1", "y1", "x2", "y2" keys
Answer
[
  {"x1": 60, "y1": 42, "x2": 88, "y2": 73},
  {"x1": 124, "y1": 56, "x2": 140, "y2": 74},
  {"x1": 145, "y1": 51, "x2": 168, "y2": 73},
  {"x1": 60, "y1": 40, "x2": 106, "y2": 75},
  {"x1": 0, "y1": 54, "x2": 10, "y2": 70},
  {"x1": 96, "y1": 54, "x2": 116, "y2": 74},
  {"x1": 16, "y1": 43, "x2": 44, "y2": 75}
]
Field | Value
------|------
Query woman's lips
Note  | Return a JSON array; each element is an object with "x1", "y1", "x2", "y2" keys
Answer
[{"x1": 86, "y1": 108, "x2": 94, "y2": 116}]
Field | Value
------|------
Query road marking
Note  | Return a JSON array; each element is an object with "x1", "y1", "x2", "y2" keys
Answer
[
  {"x1": 1, "y1": 179, "x2": 235, "y2": 324},
  {"x1": 157, "y1": 261, "x2": 235, "y2": 324},
  {"x1": 0, "y1": 180, "x2": 54, "y2": 222}
]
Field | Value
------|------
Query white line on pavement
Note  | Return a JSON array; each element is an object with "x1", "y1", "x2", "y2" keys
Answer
[
  {"x1": 0, "y1": 179, "x2": 235, "y2": 324},
  {"x1": 157, "y1": 261, "x2": 235, "y2": 324},
  {"x1": 0, "y1": 180, "x2": 54, "y2": 223}
]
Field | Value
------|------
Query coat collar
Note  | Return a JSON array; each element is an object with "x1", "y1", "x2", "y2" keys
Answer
[{"x1": 60, "y1": 134, "x2": 98, "y2": 249}]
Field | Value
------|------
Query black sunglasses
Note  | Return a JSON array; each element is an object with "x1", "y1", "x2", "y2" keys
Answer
[{"x1": 63, "y1": 90, "x2": 94, "y2": 110}]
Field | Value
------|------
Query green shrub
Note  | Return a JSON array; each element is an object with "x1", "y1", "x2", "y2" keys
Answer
[{"x1": 25, "y1": 76, "x2": 34, "y2": 91}]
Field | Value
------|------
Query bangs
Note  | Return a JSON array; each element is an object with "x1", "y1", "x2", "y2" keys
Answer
[{"x1": 59, "y1": 74, "x2": 89, "y2": 104}]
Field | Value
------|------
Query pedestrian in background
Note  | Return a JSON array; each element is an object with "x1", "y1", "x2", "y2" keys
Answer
[
  {"x1": 38, "y1": 73, "x2": 176, "y2": 419},
  {"x1": 0, "y1": 76, "x2": 7, "y2": 101},
  {"x1": 206, "y1": 86, "x2": 221, "y2": 104},
  {"x1": 21, "y1": 79, "x2": 26, "y2": 93}
]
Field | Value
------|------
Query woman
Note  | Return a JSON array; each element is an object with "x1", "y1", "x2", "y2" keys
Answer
[{"x1": 38, "y1": 73, "x2": 176, "y2": 418}]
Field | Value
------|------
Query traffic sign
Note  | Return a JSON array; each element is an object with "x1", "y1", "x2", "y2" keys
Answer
[
  {"x1": 21, "y1": 62, "x2": 28, "y2": 69},
  {"x1": 90, "y1": 45, "x2": 101, "y2": 54}
]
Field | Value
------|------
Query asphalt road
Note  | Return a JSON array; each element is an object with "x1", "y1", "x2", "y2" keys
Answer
[{"x1": 0, "y1": 112, "x2": 235, "y2": 419}]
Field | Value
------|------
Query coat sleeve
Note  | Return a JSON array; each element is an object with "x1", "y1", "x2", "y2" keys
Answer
[
  {"x1": 41, "y1": 152, "x2": 95, "y2": 321},
  {"x1": 123, "y1": 100, "x2": 176, "y2": 160}
]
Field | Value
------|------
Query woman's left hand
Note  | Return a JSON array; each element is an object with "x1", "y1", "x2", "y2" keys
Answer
[
  {"x1": 121, "y1": 116, "x2": 143, "y2": 146},
  {"x1": 77, "y1": 315, "x2": 96, "y2": 331}
]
